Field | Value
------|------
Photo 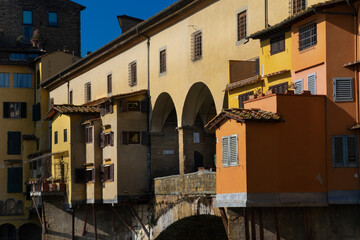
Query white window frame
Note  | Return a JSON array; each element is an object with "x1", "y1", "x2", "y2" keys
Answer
[
  {"x1": 294, "y1": 79, "x2": 303, "y2": 94},
  {"x1": 307, "y1": 73, "x2": 316, "y2": 95},
  {"x1": 222, "y1": 134, "x2": 238, "y2": 167},
  {"x1": 333, "y1": 78, "x2": 353, "y2": 102}
]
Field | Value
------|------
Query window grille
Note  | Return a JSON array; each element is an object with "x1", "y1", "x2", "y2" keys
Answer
[
  {"x1": 192, "y1": 31, "x2": 202, "y2": 61},
  {"x1": 128, "y1": 62, "x2": 137, "y2": 87},
  {"x1": 237, "y1": 11, "x2": 247, "y2": 41},
  {"x1": 290, "y1": 0, "x2": 306, "y2": 16},
  {"x1": 84, "y1": 82, "x2": 91, "y2": 103},
  {"x1": 160, "y1": 49, "x2": 166, "y2": 73},
  {"x1": 299, "y1": 22, "x2": 317, "y2": 50},
  {"x1": 107, "y1": 74, "x2": 112, "y2": 94}
]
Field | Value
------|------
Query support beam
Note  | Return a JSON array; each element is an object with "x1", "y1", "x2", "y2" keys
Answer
[
  {"x1": 31, "y1": 197, "x2": 43, "y2": 226},
  {"x1": 304, "y1": 207, "x2": 311, "y2": 240},
  {"x1": 251, "y1": 208, "x2": 256, "y2": 240},
  {"x1": 219, "y1": 207, "x2": 228, "y2": 237},
  {"x1": 82, "y1": 204, "x2": 88, "y2": 236},
  {"x1": 72, "y1": 208, "x2": 75, "y2": 240},
  {"x1": 128, "y1": 204, "x2": 150, "y2": 239},
  {"x1": 178, "y1": 127, "x2": 185, "y2": 176},
  {"x1": 258, "y1": 208, "x2": 264, "y2": 240},
  {"x1": 274, "y1": 208, "x2": 280, "y2": 240},
  {"x1": 41, "y1": 197, "x2": 47, "y2": 234},
  {"x1": 112, "y1": 207, "x2": 135, "y2": 234},
  {"x1": 92, "y1": 204, "x2": 98, "y2": 240}
]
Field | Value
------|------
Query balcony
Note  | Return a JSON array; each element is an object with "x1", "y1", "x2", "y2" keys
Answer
[
  {"x1": 154, "y1": 170, "x2": 216, "y2": 196},
  {"x1": 28, "y1": 179, "x2": 66, "y2": 197},
  {"x1": 226, "y1": 60, "x2": 261, "y2": 91}
]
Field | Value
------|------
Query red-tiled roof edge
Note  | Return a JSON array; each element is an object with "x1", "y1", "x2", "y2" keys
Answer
[
  {"x1": 43, "y1": 104, "x2": 100, "y2": 120},
  {"x1": 83, "y1": 89, "x2": 148, "y2": 106}
]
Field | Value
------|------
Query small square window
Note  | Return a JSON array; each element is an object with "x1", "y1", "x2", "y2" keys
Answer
[
  {"x1": 107, "y1": 74, "x2": 112, "y2": 94},
  {"x1": 64, "y1": 129, "x2": 67, "y2": 142},
  {"x1": 270, "y1": 35, "x2": 285, "y2": 55},
  {"x1": 48, "y1": 12, "x2": 58, "y2": 26},
  {"x1": 160, "y1": 49, "x2": 166, "y2": 74},
  {"x1": 23, "y1": 10, "x2": 32, "y2": 25},
  {"x1": 237, "y1": 11, "x2": 247, "y2": 41}
]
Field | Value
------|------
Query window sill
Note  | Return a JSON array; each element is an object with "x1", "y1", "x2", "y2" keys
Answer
[
  {"x1": 159, "y1": 71, "x2": 167, "y2": 78},
  {"x1": 192, "y1": 57, "x2": 202, "y2": 63},
  {"x1": 236, "y1": 38, "x2": 248, "y2": 46}
]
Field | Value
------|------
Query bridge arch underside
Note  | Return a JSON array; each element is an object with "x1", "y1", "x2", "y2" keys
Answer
[
  {"x1": 0, "y1": 223, "x2": 16, "y2": 240},
  {"x1": 151, "y1": 92, "x2": 179, "y2": 178},
  {"x1": 155, "y1": 215, "x2": 227, "y2": 240},
  {"x1": 19, "y1": 223, "x2": 42, "y2": 240},
  {"x1": 181, "y1": 82, "x2": 217, "y2": 174}
]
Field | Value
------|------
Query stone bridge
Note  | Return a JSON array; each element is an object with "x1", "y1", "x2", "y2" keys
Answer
[{"x1": 151, "y1": 170, "x2": 226, "y2": 239}]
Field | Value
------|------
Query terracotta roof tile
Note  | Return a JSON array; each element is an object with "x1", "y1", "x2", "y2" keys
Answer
[
  {"x1": 44, "y1": 104, "x2": 100, "y2": 120},
  {"x1": 205, "y1": 108, "x2": 281, "y2": 130},
  {"x1": 225, "y1": 75, "x2": 262, "y2": 91}
]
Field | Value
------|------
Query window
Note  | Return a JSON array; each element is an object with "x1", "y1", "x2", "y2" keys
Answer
[
  {"x1": 13, "y1": 73, "x2": 32, "y2": 88},
  {"x1": 299, "y1": 22, "x2": 317, "y2": 51},
  {"x1": 50, "y1": 98, "x2": 54, "y2": 108},
  {"x1": 237, "y1": 11, "x2": 247, "y2": 41},
  {"x1": 36, "y1": 70, "x2": 40, "y2": 89},
  {"x1": 294, "y1": 79, "x2": 303, "y2": 94},
  {"x1": 64, "y1": 129, "x2": 67, "y2": 142},
  {"x1": 334, "y1": 78, "x2": 353, "y2": 102},
  {"x1": 100, "y1": 102, "x2": 113, "y2": 116},
  {"x1": 222, "y1": 135, "x2": 238, "y2": 167},
  {"x1": 192, "y1": 31, "x2": 202, "y2": 61},
  {"x1": 3, "y1": 102, "x2": 27, "y2": 118},
  {"x1": 107, "y1": 74, "x2": 112, "y2": 94},
  {"x1": 32, "y1": 103, "x2": 40, "y2": 122},
  {"x1": 100, "y1": 132, "x2": 114, "y2": 148},
  {"x1": 48, "y1": 12, "x2": 58, "y2": 26},
  {"x1": 8, "y1": 132, "x2": 21, "y2": 155},
  {"x1": 69, "y1": 90, "x2": 73, "y2": 104},
  {"x1": 23, "y1": 10, "x2": 32, "y2": 25},
  {"x1": 270, "y1": 35, "x2": 285, "y2": 55},
  {"x1": 23, "y1": 26, "x2": 33, "y2": 44},
  {"x1": 120, "y1": 100, "x2": 147, "y2": 113},
  {"x1": 160, "y1": 49, "x2": 166, "y2": 74},
  {"x1": 10, "y1": 53, "x2": 26, "y2": 61},
  {"x1": 129, "y1": 62, "x2": 137, "y2": 87},
  {"x1": 332, "y1": 135, "x2": 358, "y2": 167},
  {"x1": 7, "y1": 167, "x2": 23, "y2": 193},
  {"x1": 238, "y1": 91, "x2": 253, "y2": 108},
  {"x1": 0, "y1": 73, "x2": 9, "y2": 88},
  {"x1": 85, "y1": 168, "x2": 95, "y2": 183},
  {"x1": 85, "y1": 126, "x2": 92, "y2": 143},
  {"x1": 269, "y1": 82, "x2": 288, "y2": 94},
  {"x1": 54, "y1": 131, "x2": 58, "y2": 144},
  {"x1": 307, "y1": 73, "x2": 316, "y2": 95},
  {"x1": 290, "y1": 0, "x2": 306, "y2": 16},
  {"x1": 100, "y1": 164, "x2": 114, "y2": 182},
  {"x1": 85, "y1": 82, "x2": 91, "y2": 103},
  {"x1": 122, "y1": 131, "x2": 141, "y2": 145}
]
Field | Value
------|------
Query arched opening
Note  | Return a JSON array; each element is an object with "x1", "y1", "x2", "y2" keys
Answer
[
  {"x1": 155, "y1": 215, "x2": 227, "y2": 240},
  {"x1": 0, "y1": 224, "x2": 16, "y2": 240},
  {"x1": 19, "y1": 223, "x2": 41, "y2": 240},
  {"x1": 151, "y1": 93, "x2": 179, "y2": 178},
  {"x1": 181, "y1": 82, "x2": 217, "y2": 173}
]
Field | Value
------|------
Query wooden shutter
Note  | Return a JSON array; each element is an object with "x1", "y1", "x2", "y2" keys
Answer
[
  {"x1": 334, "y1": 78, "x2": 353, "y2": 102},
  {"x1": 123, "y1": 131, "x2": 128, "y2": 145},
  {"x1": 333, "y1": 136, "x2": 344, "y2": 166},
  {"x1": 141, "y1": 131, "x2": 148, "y2": 145},
  {"x1": 108, "y1": 103, "x2": 113, "y2": 114},
  {"x1": 229, "y1": 135, "x2": 238, "y2": 166},
  {"x1": 294, "y1": 79, "x2": 303, "y2": 94},
  {"x1": 141, "y1": 99, "x2": 148, "y2": 113},
  {"x1": 307, "y1": 73, "x2": 316, "y2": 95},
  {"x1": 91, "y1": 168, "x2": 96, "y2": 183},
  {"x1": 20, "y1": 102, "x2": 26, "y2": 118},
  {"x1": 8, "y1": 131, "x2": 21, "y2": 155},
  {"x1": 222, "y1": 136, "x2": 229, "y2": 167},
  {"x1": 7, "y1": 167, "x2": 23, "y2": 193},
  {"x1": 3, "y1": 102, "x2": 9, "y2": 118},
  {"x1": 100, "y1": 105, "x2": 105, "y2": 116},
  {"x1": 75, "y1": 168, "x2": 85, "y2": 183},
  {"x1": 121, "y1": 101, "x2": 128, "y2": 112},
  {"x1": 100, "y1": 133, "x2": 105, "y2": 148},
  {"x1": 347, "y1": 136, "x2": 357, "y2": 165},
  {"x1": 109, "y1": 164, "x2": 114, "y2": 182},
  {"x1": 100, "y1": 165, "x2": 105, "y2": 182},
  {"x1": 110, "y1": 132, "x2": 114, "y2": 146}
]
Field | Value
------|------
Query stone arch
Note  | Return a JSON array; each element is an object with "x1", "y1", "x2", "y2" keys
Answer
[
  {"x1": 19, "y1": 223, "x2": 42, "y2": 240},
  {"x1": 5, "y1": 198, "x2": 16, "y2": 215},
  {"x1": 181, "y1": 82, "x2": 217, "y2": 127},
  {"x1": 151, "y1": 92, "x2": 179, "y2": 178},
  {"x1": 0, "y1": 223, "x2": 16, "y2": 240},
  {"x1": 151, "y1": 197, "x2": 222, "y2": 239}
]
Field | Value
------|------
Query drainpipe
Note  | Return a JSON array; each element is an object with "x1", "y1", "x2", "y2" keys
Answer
[
  {"x1": 265, "y1": 0, "x2": 268, "y2": 28},
  {"x1": 137, "y1": 27, "x2": 152, "y2": 192}
]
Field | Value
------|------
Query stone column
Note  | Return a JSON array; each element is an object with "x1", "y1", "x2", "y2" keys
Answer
[{"x1": 178, "y1": 127, "x2": 185, "y2": 176}]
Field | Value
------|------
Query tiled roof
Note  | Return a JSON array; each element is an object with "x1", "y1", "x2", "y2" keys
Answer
[
  {"x1": 263, "y1": 69, "x2": 290, "y2": 78},
  {"x1": 225, "y1": 75, "x2": 262, "y2": 91},
  {"x1": 248, "y1": 0, "x2": 348, "y2": 40},
  {"x1": 83, "y1": 89, "x2": 148, "y2": 106},
  {"x1": 205, "y1": 108, "x2": 281, "y2": 130},
  {"x1": 44, "y1": 104, "x2": 100, "y2": 120}
]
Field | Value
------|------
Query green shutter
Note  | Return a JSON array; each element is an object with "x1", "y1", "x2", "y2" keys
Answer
[{"x1": 7, "y1": 167, "x2": 23, "y2": 193}]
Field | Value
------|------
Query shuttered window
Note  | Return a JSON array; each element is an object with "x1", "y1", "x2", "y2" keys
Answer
[
  {"x1": 8, "y1": 132, "x2": 21, "y2": 155},
  {"x1": 85, "y1": 126, "x2": 92, "y2": 143},
  {"x1": 100, "y1": 131, "x2": 114, "y2": 147},
  {"x1": 128, "y1": 61, "x2": 137, "y2": 87},
  {"x1": 3, "y1": 102, "x2": 26, "y2": 118},
  {"x1": 269, "y1": 82, "x2": 288, "y2": 94},
  {"x1": 294, "y1": 79, "x2": 303, "y2": 94},
  {"x1": 107, "y1": 74, "x2": 112, "y2": 94},
  {"x1": 334, "y1": 78, "x2": 353, "y2": 102},
  {"x1": 101, "y1": 164, "x2": 114, "y2": 182},
  {"x1": 270, "y1": 35, "x2": 285, "y2": 55},
  {"x1": 238, "y1": 91, "x2": 253, "y2": 108},
  {"x1": 307, "y1": 73, "x2": 316, "y2": 95},
  {"x1": 85, "y1": 168, "x2": 95, "y2": 183},
  {"x1": 84, "y1": 82, "x2": 91, "y2": 103},
  {"x1": 332, "y1": 135, "x2": 358, "y2": 167},
  {"x1": 32, "y1": 103, "x2": 40, "y2": 121},
  {"x1": 222, "y1": 135, "x2": 238, "y2": 167},
  {"x1": 7, "y1": 167, "x2": 22, "y2": 193}
]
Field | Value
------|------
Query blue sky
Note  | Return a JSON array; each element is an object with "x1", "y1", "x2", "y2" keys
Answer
[{"x1": 72, "y1": 0, "x2": 178, "y2": 57}]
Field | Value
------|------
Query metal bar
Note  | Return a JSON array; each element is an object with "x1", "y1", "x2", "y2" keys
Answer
[
  {"x1": 244, "y1": 208, "x2": 250, "y2": 240},
  {"x1": 112, "y1": 207, "x2": 116, "y2": 232},
  {"x1": 112, "y1": 207, "x2": 136, "y2": 234},
  {"x1": 219, "y1": 207, "x2": 228, "y2": 237},
  {"x1": 274, "y1": 208, "x2": 280, "y2": 240},
  {"x1": 72, "y1": 208, "x2": 75, "y2": 240},
  {"x1": 259, "y1": 208, "x2": 264, "y2": 240},
  {"x1": 92, "y1": 204, "x2": 98, "y2": 240},
  {"x1": 251, "y1": 208, "x2": 256, "y2": 240},
  {"x1": 41, "y1": 197, "x2": 47, "y2": 233},
  {"x1": 82, "y1": 204, "x2": 88, "y2": 236},
  {"x1": 31, "y1": 197, "x2": 43, "y2": 226},
  {"x1": 128, "y1": 204, "x2": 150, "y2": 239}
]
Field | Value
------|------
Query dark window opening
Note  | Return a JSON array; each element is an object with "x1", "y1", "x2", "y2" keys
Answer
[
  {"x1": 238, "y1": 91, "x2": 254, "y2": 108},
  {"x1": 63, "y1": 129, "x2": 67, "y2": 142},
  {"x1": 237, "y1": 11, "x2": 247, "y2": 41},
  {"x1": 160, "y1": 49, "x2": 166, "y2": 73},
  {"x1": 107, "y1": 74, "x2": 112, "y2": 94},
  {"x1": 299, "y1": 22, "x2": 317, "y2": 51},
  {"x1": 100, "y1": 164, "x2": 114, "y2": 182},
  {"x1": 85, "y1": 126, "x2": 92, "y2": 143},
  {"x1": 269, "y1": 82, "x2": 288, "y2": 94},
  {"x1": 270, "y1": 35, "x2": 285, "y2": 54},
  {"x1": 7, "y1": 132, "x2": 21, "y2": 155},
  {"x1": 193, "y1": 32, "x2": 202, "y2": 61},
  {"x1": 54, "y1": 131, "x2": 58, "y2": 144},
  {"x1": 48, "y1": 12, "x2": 58, "y2": 26},
  {"x1": 4, "y1": 102, "x2": 26, "y2": 119}
]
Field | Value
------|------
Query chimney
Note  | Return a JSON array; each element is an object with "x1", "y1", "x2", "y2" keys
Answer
[{"x1": 117, "y1": 15, "x2": 144, "y2": 34}]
